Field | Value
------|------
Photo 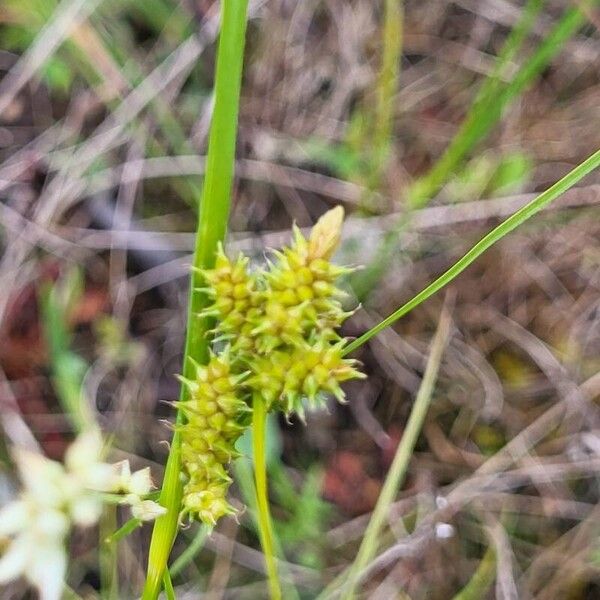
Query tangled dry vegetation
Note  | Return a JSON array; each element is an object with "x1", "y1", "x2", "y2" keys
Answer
[{"x1": 0, "y1": 0, "x2": 599, "y2": 598}]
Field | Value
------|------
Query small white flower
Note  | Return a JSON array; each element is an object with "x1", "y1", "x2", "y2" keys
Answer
[
  {"x1": 14, "y1": 450, "x2": 66, "y2": 508},
  {"x1": 128, "y1": 467, "x2": 153, "y2": 497},
  {"x1": 0, "y1": 500, "x2": 28, "y2": 537},
  {"x1": 68, "y1": 489, "x2": 103, "y2": 527},
  {"x1": 128, "y1": 497, "x2": 167, "y2": 522},
  {"x1": 114, "y1": 461, "x2": 153, "y2": 496},
  {"x1": 114, "y1": 460, "x2": 132, "y2": 489},
  {"x1": 65, "y1": 428, "x2": 117, "y2": 492},
  {"x1": 65, "y1": 428, "x2": 103, "y2": 472},
  {"x1": 0, "y1": 431, "x2": 160, "y2": 597},
  {"x1": 0, "y1": 533, "x2": 29, "y2": 585},
  {"x1": 0, "y1": 503, "x2": 69, "y2": 600},
  {"x1": 26, "y1": 540, "x2": 66, "y2": 600}
]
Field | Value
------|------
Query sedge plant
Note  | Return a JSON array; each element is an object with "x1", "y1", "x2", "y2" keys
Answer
[
  {"x1": 1, "y1": 3, "x2": 599, "y2": 600},
  {"x1": 137, "y1": 1, "x2": 600, "y2": 599},
  {"x1": 171, "y1": 206, "x2": 365, "y2": 599},
  {"x1": 145, "y1": 135, "x2": 600, "y2": 598}
]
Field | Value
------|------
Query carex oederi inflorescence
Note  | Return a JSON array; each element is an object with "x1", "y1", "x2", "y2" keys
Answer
[{"x1": 178, "y1": 207, "x2": 365, "y2": 525}]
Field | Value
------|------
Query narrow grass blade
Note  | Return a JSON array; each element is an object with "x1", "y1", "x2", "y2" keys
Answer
[
  {"x1": 366, "y1": 0, "x2": 403, "y2": 191},
  {"x1": 340, "y1": 301, "x2": 453, "y2": 599},
  {"x1": 39, "y1": 278, "x2": 96, "y2": 434},
  {"x1": 163, "y1": 569, "x2": 176, "y2": 600},
  {"x1": 374, "y1": 0, "x2": 403, "y2": 153},
  {"x1": 344, "y1": 147, "x2": 600, "y2": 355},
  {"x1": 141, "y1": 3, "x2": 249, "y2": 598}
]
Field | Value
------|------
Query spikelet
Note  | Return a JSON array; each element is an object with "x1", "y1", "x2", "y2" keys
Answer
[
  {"x1": 177, "y1": 350, "x2": 250, "y2": 525},
  {"x1": 247, "y1": 340, "x2": 364, "y2": 419},
  {"x1": 259, "y1": 209, "x2": 353, "y2": 351},
  {"x1": 197, "y1": 243, "x2": 264, "y2": 354},
  {"x1": 198, "y1": 245, "x2": 260, "y2": 335}
]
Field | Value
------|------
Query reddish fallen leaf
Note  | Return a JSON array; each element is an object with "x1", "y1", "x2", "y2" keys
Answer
[
  {"x1": 68, "y1": 287, "x2": 109, "y2": 326},
  {"x1": 322, "y1": 450, "x2": 382, "y2": 516}
]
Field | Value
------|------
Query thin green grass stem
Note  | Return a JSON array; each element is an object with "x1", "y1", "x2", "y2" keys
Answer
[
  {"x1": 39, "y1": 283, "x2": 95, "y2": 434},
  {"x1": 339, "y1": 303, "x2": 452, "y2": 599},
  {"x1": 103, "y1": 517, "x2": 142, "y2": 545},
  {"x1": 162, "y1": 569, "x2": 176, "y2": 600},
  {"x1": 234, "y1": 437, "x2": 300, "y2": 600},
  {"x1": 252, "y1": 394, "x2": 282, "y2": 600},
  {"x1": 141, "y1": 2, "x2": 249, "y2": 598},
  {"x1": 99, "y1": 506, "x2": 119, "y2": 600},
  {"x1": 364, "y1": 0, "x2": 403, "y2": 193},
  {"x1": 344, "y1": 146, "x2": 600, "y2": 356}
]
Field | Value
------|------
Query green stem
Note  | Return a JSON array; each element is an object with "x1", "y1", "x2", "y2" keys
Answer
[
  {"x1": 99, "y1": 505, "x2": 119, "y2": 600},
  {"x1": 339, "y1": 305, "x2": 452, "y2": 599},
  {"x1": 374, "y1": 0, "x2": 402, "y2": 150},
  {"x1": 253, "y1": 394, "x2": 282, "y2": 600},
  {"x1": 103, "y1": 517, "x2": 142, "y2": 545},
  {"x1": 163, "y1": 569, "x2": 176, "y2": 600},
  {"x1": 141, "y1": 2, "x2": 249, "y2": 598},
  {"x1": 344, "y1": 146, "x2": 600, "y2": 355}
]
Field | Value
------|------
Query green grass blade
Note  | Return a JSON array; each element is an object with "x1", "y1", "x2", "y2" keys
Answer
[
  {"x1": 39, "y1": 278, "x2": 95, "y2": 434},
  {"x1": 340, "y1": 305, "x2": 452, "y2": 599},
  {"x1": 367, "y1": 0, "x2": 403, "y2": 190},
  {"x1": 162, "y1": 569, "x2": 176, "y2": 600},
  {"x1": 374, "y1": 0, "x2": 403, "y2": 152},
  {"x1": 344, "y1": 147, "x2": 600, "y2": 355},
  {"x1": 409, "y1": 1, "x2": 590, "y2": 207},
  {"x1": 141, "y1": 3, "x2": 249, "y2": 598}
]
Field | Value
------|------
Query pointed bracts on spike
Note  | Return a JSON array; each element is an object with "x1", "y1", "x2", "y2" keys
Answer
[
  {"x1": 177, "y1": 206, "x2": 364, "y2": 528},
  {"x1": 179, "y1": 351, "x2": 249, "y2": 525}
]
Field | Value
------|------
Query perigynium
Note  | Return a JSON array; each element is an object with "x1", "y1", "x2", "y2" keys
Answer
[
  {"x1": 0, "y1": 429, "x2": 165, "y2": 600},
  {"x1": 179, "y1": 206, "x2": 365, "y2": 526}
]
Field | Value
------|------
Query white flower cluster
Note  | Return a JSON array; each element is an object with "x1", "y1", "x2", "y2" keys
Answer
[{"x1": 0, "y1": 430, "x2": 165, "y2": 600}]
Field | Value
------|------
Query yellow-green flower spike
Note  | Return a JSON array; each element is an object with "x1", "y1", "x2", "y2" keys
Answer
[
  {"x1": 247, "y1": 340, "x2": 365, "y2": 419},
  {"x1": 178, "y1": 206, "x2": 364, "y2": 526},
  {"x1": 178, "y1": 351, "x2": 250, "y2": 525},
  {"x1": 201, "y1": 244, "x2": 263, "y2": 351},
  {"x1": 261, "y1": 208, "x2": 353, "y2": 346}
]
